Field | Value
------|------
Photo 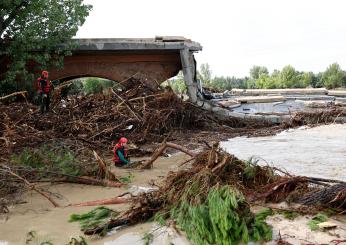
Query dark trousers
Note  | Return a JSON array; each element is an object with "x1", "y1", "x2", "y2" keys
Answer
[{"x1": 40, "y1": 93, "x2": 50, "y2": 113}]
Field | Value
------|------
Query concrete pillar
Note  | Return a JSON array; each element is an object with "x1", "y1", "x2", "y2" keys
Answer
[{"x1": 180, "y1": 48, "x2": 198, "y2": 103}]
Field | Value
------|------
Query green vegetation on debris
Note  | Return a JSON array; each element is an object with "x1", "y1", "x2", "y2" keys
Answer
[
  {"x1": 142, "y1": 232, "x2": 154, "y2": 245},
  {"x1": 279, "y1": 210, "x2": 300, "y2": 220},
  {"x1": 307, "y1": 213, "x2": 328, "y2": 231},
  {"x1": 118, "y1": 172, "x2": 134, "y2": 184},
  {"x1": 69, "y1": 207, "x2": 119, "y2": 233},
  {"x1": 11, "y1": 147, "x2": 83, "y2": 176},
  {"x1": 169, "y1": 186, "x2": 272, "y2": 245}
]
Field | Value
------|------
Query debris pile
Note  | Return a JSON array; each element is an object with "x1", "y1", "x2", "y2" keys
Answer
[
  {"x1": 83, "y1": 145, "x2": 346, "y2": 243},
  {"x1": 0, "y1": 84, "x2": 264, "y2": 158}
]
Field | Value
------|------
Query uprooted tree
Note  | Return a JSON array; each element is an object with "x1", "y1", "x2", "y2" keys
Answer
[{"x1": 0, "y1": 0, "x2": 92, "y2": 96}]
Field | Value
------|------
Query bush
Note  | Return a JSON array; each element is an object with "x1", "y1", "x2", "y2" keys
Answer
[{"x1": 83, "y1": 77, "x2": 116, "y2": 94}]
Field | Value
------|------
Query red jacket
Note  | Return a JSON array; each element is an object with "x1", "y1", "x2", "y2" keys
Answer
[
  {"x1": 37, "y1": 77, "x2": 51, "y2": 94},
  {"x1": 113, "y1": 143, "x2": 127, "y2": 164}
]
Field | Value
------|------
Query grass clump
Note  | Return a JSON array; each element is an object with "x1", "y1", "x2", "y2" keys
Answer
[
  {"x1": 307, "y1": 213, "x2": 328, "y2": 231},
  {"x1": 69, "y1": 207, "x2": 119, "y2": 233},
  {"x1": 279, "y1": 210, "x2": 299, "y2": 220},
  {"x1": 142, "y1": 232, "x2": 154, "y2": 245},
  {"x1": 118, "y1": 172, "x2": 134, "y2": 183}
]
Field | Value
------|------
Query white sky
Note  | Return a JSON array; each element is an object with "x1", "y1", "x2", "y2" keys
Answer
[{"x1": 76, "y1": 0, "x2": 346, "y2": 77}]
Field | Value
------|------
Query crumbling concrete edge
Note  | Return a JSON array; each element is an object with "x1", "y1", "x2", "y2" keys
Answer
[{"x1": 179, "y1": 48, "x2": 290, "y2": 124}]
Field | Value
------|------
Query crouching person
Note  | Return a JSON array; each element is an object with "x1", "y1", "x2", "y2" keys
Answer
[{"x1": 113, "y1": 137, "x2": 130, "y2": 166}]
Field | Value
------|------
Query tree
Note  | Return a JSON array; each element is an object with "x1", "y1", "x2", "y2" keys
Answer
[
  {"x1": 0, "y1": 0, "x2": 92, "y2": 95},
  {"x1": 322, "y1": 63, "x2": 345, "y2": 89},
  {"x1": 279, "y1": 65, "x2": 300, "y2": 88},
  {"x1": 198, "y1": 63, "x2": 212, "y2": 87},
  {"x1": 213, "y1": 76, "x2": 248, "y2": 90},
  {"x1": 249, "y1": 65, "x2": 268, "y2": 80},
  {"x1": 300, "y1": 72, "x2": 314, "y2": 88},
  {"x1": 83, "y1": 77, "x2": 115, "y2": 94},
  {"x1": 167, "y1": 71, "x2": 187, "y2": 94}
]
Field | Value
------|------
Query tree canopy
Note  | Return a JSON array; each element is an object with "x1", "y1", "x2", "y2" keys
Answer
[
  {"x1": 0, "y1": 0, "x2": 92, "y2": 94},
  {"x1": 168, "y1": 62, "x2": 346, "y2": 94}
]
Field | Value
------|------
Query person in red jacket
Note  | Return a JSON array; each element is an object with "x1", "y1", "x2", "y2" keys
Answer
[
  {"x1": 37, "y1": 70, "x2": 53, "y2": 113},
  {"x1": 113, "y1": 137, "x2": 130, "y2": 166}
]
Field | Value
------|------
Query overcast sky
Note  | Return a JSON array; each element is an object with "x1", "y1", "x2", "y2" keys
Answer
[{"x1": 76, "y1": 0, "x2": 346, "y2": 77}]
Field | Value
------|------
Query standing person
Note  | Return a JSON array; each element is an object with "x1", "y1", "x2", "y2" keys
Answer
[
  {"x1": 113, "y1": 137, "x2": 130, "y2": 166},
  {"x1": 37, "y1": 70, "x2": 53, "y2": 113}
]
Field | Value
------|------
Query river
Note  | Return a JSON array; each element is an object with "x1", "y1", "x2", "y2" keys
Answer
[{"x1": 221, "y1": 123, "x2": 346, "y2": 181}]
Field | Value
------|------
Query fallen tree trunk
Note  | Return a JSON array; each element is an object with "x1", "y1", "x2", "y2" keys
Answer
[
  {"x1": 68, "y1": 196, "x2": 129, "y2": 207},
  {"x1": 4, "y1": 167, "x2": 60, "y2": 207},
  {"x1": 0, "y1": 91, "x2": 27, "y2": 101},
  {"x1": 93, "y1": 150, "x2": 119, "y2": 181},
  {"x1": 58, "y1": 176, "x2": 124, "y2": 188},
  {"x1": 299, "y1": 182, "x2": 346, "y2": 208},
  {"x1": 141, "y1": 142, "x2": 197, "y2": 169},
  {"x1": 84, "y1": 218, "x2": 129, "y2": 235}
]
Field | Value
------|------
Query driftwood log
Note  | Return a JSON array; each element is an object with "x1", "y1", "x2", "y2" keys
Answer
[
  {"x1": 0, "y1": 91, "x2": 27, "y2": 101},
  {"x1": 68, "y1": 196, "x2": 128, "y2": 207},
  {"x1": 141, "y1": 142, "x2": 197, "y2": 169},
  {"x1": 299, "y1": 182, "x2": 346, "y2": 208}
]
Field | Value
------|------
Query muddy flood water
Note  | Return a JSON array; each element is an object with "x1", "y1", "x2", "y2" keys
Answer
[
  {"x1": 1, "y1": 124, "x2": 346, "y2": 244},
  {"x1": 221, "y1": 123, "x2": 346, "y2": 181}
]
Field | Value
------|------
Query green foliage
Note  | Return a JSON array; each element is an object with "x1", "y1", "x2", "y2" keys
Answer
[
  {"x1": 279, "y1": 65, "x2": 299, "y2": 88},
  {"x1": 279, "y1": 210, "x2": 299, "y2": 220},
  {"x1": 250, "y1": 66, "x2": 269, "y2": 80},
  {"x1": 170, "y1": 186, "x2": 272, "y2": 245},
  {"x1": 83, "y1": 77, "x2": 115, "y2": 94},
  {"x1": 153, "y1": 212, "x2": 167, "y2": 226},
  {"x1": 198, "y1": 63, "x2": 212, "y2": 87},
  {"x1": 62, "y1": 80, "x2": 84, "y2": 96},
  {"x1": 255, "y1": 208, "x2": 274, "y2": 221},
  {"x1": 243, "y1": 157, "x2": 259, "y2": 180},
  {"x1": 0, "y1": 0, "x2": 92, "y2": 95},
  {"x1": 194, "y1": 63, "x2": 345, "y2": 91},
  {"x1": 118, "y1": 172, "x2": 134, "y2": 184},
  {"x1": 322, "y1": 63, "x2": 346, "y2": 89},
  {"x1": 11, "y1": 147, "x2": 82, "y2": 176},
  {"x1": 164, "y1": 72, "x2": 187, "y2": 94},
  {"x1": 69, "y1": 207, "x2": 118, "y2": 232},
  {"x1": 253, "y1": 208, "x2": 273, "y2": 241},
  {"x1": 307, "y1": 213, "x2": 328, "y2": 231},
  {"x1": 212, "y1": 76, "x2": 248, "y2": 90},
  {"x1": 142, "y1": 232, "x2": 154, "y2": 245}
]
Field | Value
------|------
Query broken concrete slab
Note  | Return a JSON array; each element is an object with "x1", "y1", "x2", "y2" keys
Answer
[
  {"x1": 231, "y1": 88, "x2": 328, "y2": 96},
  {"x1": 235, "y1": 96, "x2": 286, "y2": 104},
  {"x1": 328, "y1": 90, "x2": 346, "y2": 97}
]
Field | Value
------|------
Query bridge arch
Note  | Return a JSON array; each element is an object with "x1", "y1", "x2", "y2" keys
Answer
[{"x1": 49, "y1": 52, "x2": 182, "y2": 89}]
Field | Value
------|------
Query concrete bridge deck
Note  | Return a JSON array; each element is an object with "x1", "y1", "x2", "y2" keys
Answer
[{"x1": 47, "y1": 37, "x2": 202, "y2": 90}]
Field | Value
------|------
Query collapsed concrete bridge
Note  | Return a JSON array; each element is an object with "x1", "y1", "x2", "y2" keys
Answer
[
  {"x1": 48, "y1": 36, "x2": 285, "y2": 123},
  {"x1": 48, "y1": 37, "x2": 200, "y2": 90}
]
